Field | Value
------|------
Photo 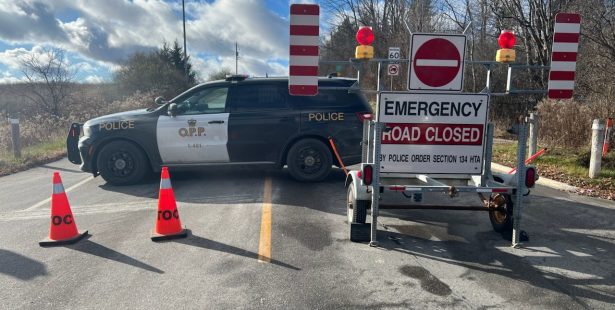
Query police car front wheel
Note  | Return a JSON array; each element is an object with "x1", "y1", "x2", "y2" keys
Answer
[
  {"x1": 96, "y1": 140, "x2": 149, "y2": 185},
  {"x1": 286, "y1": 138, "x2": 333, "y2": 182}
]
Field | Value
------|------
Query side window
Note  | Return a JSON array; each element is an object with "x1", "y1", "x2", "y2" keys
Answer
[
  {"x1": 230, "y1": 84, "x2": 287, "y2": 112},
  {"x1": 175, "y1": 86, "x2": 229, "y2": 115}
]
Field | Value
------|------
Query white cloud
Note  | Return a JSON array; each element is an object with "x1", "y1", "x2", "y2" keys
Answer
[
  {"x1": 0, "y1": 45, "x2": 56, "y2": 71},
  {"x1": 83, "y1": 74, "x2": 104, "y2": 83},
  {"x1": 0, "y1": 71, "x2": 24, "y2": 84},
  {"x1": 0, "y1": 0, "x2": 349, "y2": 86},
  {"x1": 0, "y1": 0, "x2": 294, "y2": 77}
]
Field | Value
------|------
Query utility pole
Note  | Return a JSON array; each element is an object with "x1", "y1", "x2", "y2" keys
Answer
[
  {"x1": 182, "y1": 0, "x2": 188, "y2": 80},
  {"x1": 235, "y1": 42, "x2": 239, "y2": 75}
]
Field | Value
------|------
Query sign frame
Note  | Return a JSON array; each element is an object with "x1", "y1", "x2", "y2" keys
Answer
[
  {"x1": 377, "y1": 91, "x2": 490, "y2": 175},
  {"x1": 408, "y1": 33, "x2": 467, "y2": 92}
]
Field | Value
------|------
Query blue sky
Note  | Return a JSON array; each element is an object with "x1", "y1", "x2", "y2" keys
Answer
[{"x1": 0, "y1": 0, "x2": 322, "y2": 83}]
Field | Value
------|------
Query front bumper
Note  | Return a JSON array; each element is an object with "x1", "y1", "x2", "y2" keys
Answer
[
  {"x1": 67, "y1": 123, "x2": 96, "y2": 174},
  {"x1": 77, "y1": 136, "x2": 95, "y2": 173}
]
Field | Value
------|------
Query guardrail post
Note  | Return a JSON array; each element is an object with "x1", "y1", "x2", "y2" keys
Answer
[
  {"x1": 528, "y1": 113, "x2": 538, "y2": 158},
  {"x1": 590, "y1": 119, "x2": 605, "y2": 178},
  {"x1": 512, "y1": 121, "x2": 527, "y2": 247},
  {"x1": 8, "y1": 117, "x2": 21, "y2": 158}
]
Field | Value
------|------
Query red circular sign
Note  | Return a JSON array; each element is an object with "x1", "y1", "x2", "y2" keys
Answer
[{"x1": 413, "y1": 38, "x2": 461, "y2": 87}]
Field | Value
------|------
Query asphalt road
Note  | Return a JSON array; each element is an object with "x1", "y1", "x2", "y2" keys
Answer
[{"x1": 1, "y1": 158, "x2": 614, "y2": 309}]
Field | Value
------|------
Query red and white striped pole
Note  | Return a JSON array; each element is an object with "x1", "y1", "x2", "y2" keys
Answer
[
  {"x1": 289, "y1": 4, "x2": 319, "y2": 96},
  {"x1": 603, "y1": 117, "x2": 613, "y2": 158},
  {"x1": 547, "y1": 13, "x2": 581, "y2": 100}
]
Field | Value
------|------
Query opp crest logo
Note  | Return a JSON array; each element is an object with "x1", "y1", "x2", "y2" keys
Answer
[{"x1": 179, "y1": 119, "x2": 206, "y2": 137}]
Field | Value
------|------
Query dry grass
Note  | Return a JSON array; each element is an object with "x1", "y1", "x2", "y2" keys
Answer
[
  {"x1": 0, "y1": 85, "x2": 157, "y2": 174},
  {"x1": 537, "y1": 97, "x2": 615, "y2": 149}
]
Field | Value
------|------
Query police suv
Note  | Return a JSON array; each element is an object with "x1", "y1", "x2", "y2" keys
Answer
[{"x1": 67, "y1": 76, "x2": 372, "y2": 185}]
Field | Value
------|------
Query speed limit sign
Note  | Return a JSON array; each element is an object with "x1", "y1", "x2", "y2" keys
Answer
[{"x1": 388, "y1": 47, "x2": 400, "y2": 61}]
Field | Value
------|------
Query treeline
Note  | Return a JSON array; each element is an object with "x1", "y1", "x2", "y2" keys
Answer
[
  {"x1": 319, "y1": 0, "x2": 615, "y2": 147},
  {"x1": 0, "y1": 41, "x2": 205, "y2": 152}
]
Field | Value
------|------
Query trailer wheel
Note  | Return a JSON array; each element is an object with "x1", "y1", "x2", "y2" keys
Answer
[
  {"x1": 489, "y1": 193, "x2": 514, "y2": 233},
  {"x1": 347, "y1": 182, "x2": 367, "y2": 224}
]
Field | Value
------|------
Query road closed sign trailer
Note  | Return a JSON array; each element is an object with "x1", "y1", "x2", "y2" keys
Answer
[{"x1": 378, "y1": 92, "x2": 489, "y2": 174}]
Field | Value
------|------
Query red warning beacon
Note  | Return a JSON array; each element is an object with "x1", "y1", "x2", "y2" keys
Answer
[
  {"x1": 355, "y1": 26, "x2": 374, "y2": 59},
  {"x1": 495, "y1": 30, "x2": 516, "y2": 63}
]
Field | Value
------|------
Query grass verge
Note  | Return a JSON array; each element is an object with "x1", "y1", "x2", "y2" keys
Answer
[
  {"x1": 0, "y1": 137, "x2": 67, "y2": 177},
  {"x1": 493, "y1": 142, "x2": 615, "y2": 200}
]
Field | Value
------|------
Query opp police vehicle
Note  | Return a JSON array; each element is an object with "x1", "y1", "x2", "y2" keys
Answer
[{"x1": 67, "y1": 76, "x2": 372, "y2": 185}]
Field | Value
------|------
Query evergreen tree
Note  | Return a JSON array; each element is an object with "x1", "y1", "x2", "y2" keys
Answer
[{"x1": 114, "y1": 41, "x2": 198, "y2": 98}]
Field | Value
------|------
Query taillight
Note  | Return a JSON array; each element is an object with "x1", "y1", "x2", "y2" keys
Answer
[
  {"x1": 355, "y1": 112, "x2": 373, "y2": 122},
  {"x1": 525, "y1": 166, "x2": 537, "y2": 188},
  {"x1": 363, "y1": 165, "x2": 373, "y2": 185}
]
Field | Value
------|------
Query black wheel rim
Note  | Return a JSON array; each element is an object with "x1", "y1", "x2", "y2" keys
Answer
[
  {"x1": 294, "y1": 146, "x2": 323, "y2": 175},
  {"x1": 492, "y1": 194, "x2": 508, "y2": 224},
  {"x1": 106, "y1": 150, "x2": 135, "y2": 177},
  {"x1": 347, "y1": 188, "x2": 354, "y2": 223}
]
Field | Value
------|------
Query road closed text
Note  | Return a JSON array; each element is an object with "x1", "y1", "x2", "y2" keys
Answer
[{"x1": 382, "y1": 123, "x2": 483, "y2": 145}]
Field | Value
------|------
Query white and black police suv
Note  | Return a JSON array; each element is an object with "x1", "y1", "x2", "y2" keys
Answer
[{"x1": 67, "y1": 76, "x2": 372, "y2": 185}]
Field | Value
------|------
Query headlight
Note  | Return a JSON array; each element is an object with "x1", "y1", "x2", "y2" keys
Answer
[{"x1": 83, "y1": 124, "x2": 92, "y2": 137}]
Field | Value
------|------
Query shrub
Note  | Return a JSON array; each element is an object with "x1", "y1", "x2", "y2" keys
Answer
[{"x1": 536, "y1": 97, "x2": 615, "y2": 149}]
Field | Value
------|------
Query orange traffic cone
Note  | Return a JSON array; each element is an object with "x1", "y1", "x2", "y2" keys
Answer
[
  {"x1": 151, "y1": 167, "x2": 187, "y2": 241},
  {"x1": 39, "y1": 172, "x2": 88, "y2": 246}
]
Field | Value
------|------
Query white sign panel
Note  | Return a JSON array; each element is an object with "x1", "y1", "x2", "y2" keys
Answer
[
  {"x1": 388, "y1": 47, "x2": 401, "y2": 61},
  {"x1": 378, "y1": 92, "x2": 489, "y2": 174},
  {"x1": 387, "y1": 64, "x2": 400, "y2": 76},
  {"x1": 408, "y1": 34, "x2": 466, "y2": 91}
]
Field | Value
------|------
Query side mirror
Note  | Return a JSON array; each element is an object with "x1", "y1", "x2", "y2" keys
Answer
[
  {"x1": 155, "y1": 96, "x2": 166, "y2": 105},
  {"x1": 168, "y1": 103, "x2": 178, "y2": 117}
]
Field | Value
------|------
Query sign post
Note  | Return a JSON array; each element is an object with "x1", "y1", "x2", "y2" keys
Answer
[
  {"x1": 289, "y1": 4, "x2": 320, "y2": 96},
  {"x1": 388, "y1": 47, "x2": 400, "y2": 89},
  {"x1": 548, "y1": 13, "x2": 581, "y2": 99}
]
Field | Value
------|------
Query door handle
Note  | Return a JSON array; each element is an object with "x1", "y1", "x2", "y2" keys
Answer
[{"x1": 208, "y1": 120, "x2": 225, "y2": 124}]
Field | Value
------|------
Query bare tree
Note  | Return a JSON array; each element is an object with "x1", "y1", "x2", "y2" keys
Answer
[
  {"x1": 20, "y1": 47, "x2": 77, "y2": 116},
  {"x1": 207, "y1": 68, "x2": 233, "y2": 81}
]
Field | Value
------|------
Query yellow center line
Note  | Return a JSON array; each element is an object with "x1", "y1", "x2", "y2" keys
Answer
[{"x1": 258, "y1": 176, "x2": 272, "y2": 263}]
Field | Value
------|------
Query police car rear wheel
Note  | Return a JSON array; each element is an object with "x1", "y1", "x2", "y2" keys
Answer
[
  {"x1": 97, "y1": 141, "x2": 148, "y2": 185},
  {"x1": 286, "y1": 138, "x2": 332, "y2": 182}
]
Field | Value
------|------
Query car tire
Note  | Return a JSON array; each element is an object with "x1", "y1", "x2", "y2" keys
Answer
[
  {"x1": 96, "y1": 140, "x2": 149, "y2": 185},
  {"x1": 286, "y1": 138, "x2": 332, "y2": 182},
  {"x1": 347, "y1": 182, "x2": 367, "y2": 224},
  {"x1": 488, "y1": 193, "x2": 514, "y2": 233}
]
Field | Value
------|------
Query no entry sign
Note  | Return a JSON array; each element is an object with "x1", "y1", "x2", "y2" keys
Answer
[
  {"x1": 408, "y1": 34, "x2": 466, "y2": 91},
  {"x1": 378, "y1": 92, "x2": 489, "y2": 174}
]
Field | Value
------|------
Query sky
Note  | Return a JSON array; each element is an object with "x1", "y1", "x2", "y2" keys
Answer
[{"x1": 0, "y1": 0, "x2": 321, "y2": 84}]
